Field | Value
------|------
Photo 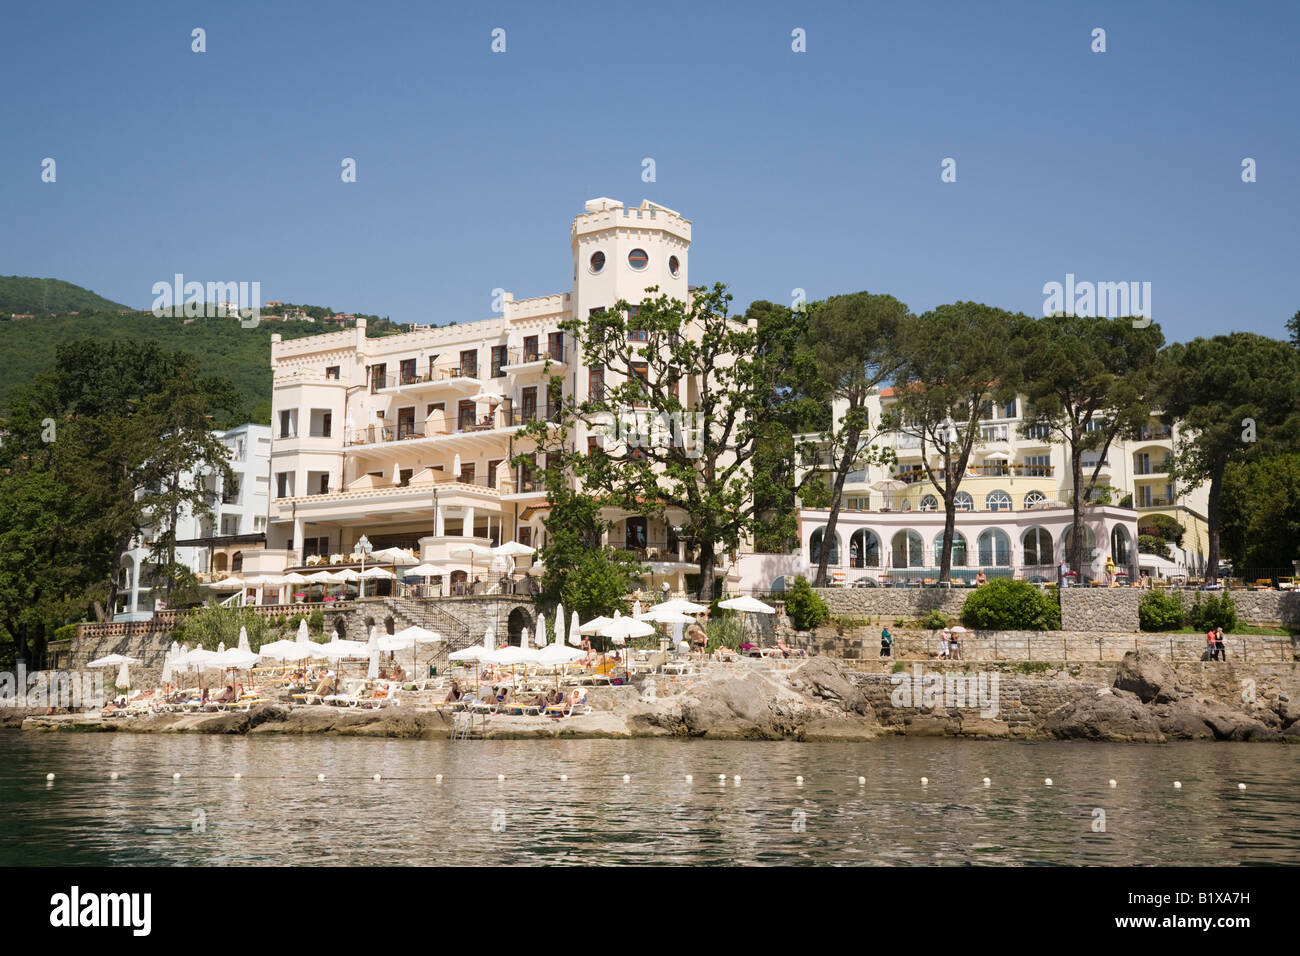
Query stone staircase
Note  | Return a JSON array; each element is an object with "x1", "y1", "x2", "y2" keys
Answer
[{"x1": 381, "y1": 596, "x2": 475, "y2": 672}]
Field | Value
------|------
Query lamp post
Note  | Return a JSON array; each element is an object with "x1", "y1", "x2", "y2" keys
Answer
[{"x1": 357, "y1": 534, "x2": 373, "y2": 599}]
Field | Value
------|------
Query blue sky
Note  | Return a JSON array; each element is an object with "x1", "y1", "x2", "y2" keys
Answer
[{"x1": 2, "y1": 0, "x2": 1296, "y2": 341}]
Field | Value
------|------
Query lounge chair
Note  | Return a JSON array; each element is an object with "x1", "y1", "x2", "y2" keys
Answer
[{"x1": 545, "y1": 693, "x2": 590, "y2": 719}]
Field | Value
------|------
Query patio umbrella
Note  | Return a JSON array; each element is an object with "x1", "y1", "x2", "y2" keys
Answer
[
  {"x1": 533, "y1": 622, "x2": 546, "y2": 648},
  {"x1": 366, "y1": 625, "x2": 380, "y2": 680},
  {"x1": 204, "y1": 577, "x2": 244, "y2": 590},
  {"x1": 593, "y1": 613, "x2": 655, "y2": 666},
  {"x1": 871, "y1": 478, "x2": 908, "y2": 510},
  {"x1": 237, "y1": 626, "x2": 250, "y2": 654},
  {"x1": 656, "y1": 598, "x2": 708, "y2": 615},
  {"x1": 282, "y1": 571, "x2": 309, "y2": 602},
  {"x1": 306, "y1": 569, "x2": 336, "y2": 601},
  {"x1": 115, "y1": 662, "x2": 131, "y2": 692},
  {"x1": 570, "y1": 611, "x2": 580, "y2": 650},
  {"x1": 257, "y1": 639, "x2": 305, "y2": 662},
  {"x1": 449, "y1": 543, "x2": 495, "y2": 583},
  {"x1": 87, "y1": 653, "x2": 142, "y2": 668},
  {"x1": 334, "y1": 567, "x2": 362, "y2": 600},
  {"x1": 719, "y1": 595, "x2": 776, "y2": 648},
  {"x1": 370, "y1": 547, "x2": 418, "y2": 565},
  {"x1": 494, "y1": 541, "x2": 536, "y2": 558},
  {"x1": 554, "y1": 604, "x2": 566, "y2": 652}
]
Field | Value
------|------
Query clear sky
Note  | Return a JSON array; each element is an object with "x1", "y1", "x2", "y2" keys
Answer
[{"x1": 2, "y1": 0, "x2": 1296, "y2": 342}]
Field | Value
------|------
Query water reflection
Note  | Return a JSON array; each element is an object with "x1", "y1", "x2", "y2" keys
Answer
[{"x1": 0, "y1": 734, "x2": 1295, "y2": 866}]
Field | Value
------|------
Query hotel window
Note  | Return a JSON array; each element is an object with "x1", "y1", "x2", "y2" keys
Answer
[
  {"x1": 275, "y1": 471, "x2": 294, "y2": 499},
  {"x1": 309, "y1": 409, "x2": 332, "y2": 438},
  {"x1": 1023, "y1": 490, "x2": 1047, "y2": 508},
  {"x1": 370, "y1": 363, "x2": 386, "y2": 391},
  {"x1": 491, "y1": 345, "x2": 507, "y2": 377},
  {"x1": 589, "y1": 306, "x2": 605, "y2": 317},
  {"x1": 278, "y1": 408, "x2": 297, "y2": 439},
  {"x1": 521, "y1": 386, "x2": 538, "y2": 422},
  {"x1": 954, "y1": 491, "x2": 973, "y2": 512},
  {"x1": 1002, "y1": 399, "x2": 1017, "y2": 419},
  {"x1": 627, "y1": 248, "x2": 649, "y2": 271},
  {"x1": 457, "y1": 400, "x2": 477, "y2": 431},
  {"x1": 459, "y1": 462, "x2": 476, "y2": 485},
  {"x1": 625, "y1": 517, "x2": 648, "y2": 550},
  {"x1": 1023, "y1": 422, "x2": 1052, "y2": 441},
  {"x1": 459, "y1": 350, "x2": 478, "y2": 378},
  {"x1": 316, "y1": 472, "x2": 330, "y2": 494},
  {"x1": 399, "y1": 358, "x2": 417, "y2": 384},
  {"x1": 548, "y1": 331, "x2": 565, "y2": 361},
  {"x1": 629, "y1": 362, "x2": 649, "y2": 407},
  {"x1": 589, "y1": 364, "x2": 606, "y2": 401},
  {"x1": 919, "y1": 494, "x2": 938, "y2": 512},
  {"x1": 627, "y1": 305, "x2": 647, "y2": 341},
  {"x1": 985, "y1": 489, "x2": 1013, "y2": 512},
  {"x1": 325, "y1": 366, "x2": 340, "y2": 380},
  {"x1": 486, "y1": 459, "x2": 502, "y2": 488},
  {"x1": 523, "y1": 336, "x2": 539, "y2": 362},
  {"x1": 1025, "y1": 454, "x2": 1051, "y2": 476},
  {"x1": 668, "y1": 255, "x2": 680, "y2": 277},
  {"x1": 253, "y1": 516, "x2": 266, "y2": 532},
  {"x1": 587, "y1": 437, "x2": 602, "y2": 456},
  {"x1": 589, "y1": 251, "x2": 605, "y2": 274}
]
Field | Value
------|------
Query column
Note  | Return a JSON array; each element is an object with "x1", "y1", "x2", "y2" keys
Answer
[
  {"x1": 464, "y1": 507, "x2": 476, "y2": 538},
  {"x1": 435, "y1": 505, "x2": 445, "y2": 537}
]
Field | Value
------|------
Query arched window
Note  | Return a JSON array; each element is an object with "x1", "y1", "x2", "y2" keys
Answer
[
  {"x1": 1061, "y1": 525, "x2": 1097, "y2": 564},
  {"x1": 954, "y1": 491, "x2": 973, "y2": 512},
  {"x1": 231, "y1": 551, "x2": 243, "y2": 572},
  {"x1": 985, "y1": 489, "x2": 1012, "y2": 512},
  {"x1": 977, "y1": 528, "x2": 1012, "y2": 567},
  {"x1": 810, "y1": 527, "x2": 841, "y2": 566},
  {"x1": 1022, "y1": 527, "x2": 1053, "y2": 566},
  {"x1": 1023, "y1": 490, "x2": 1046, "y2": 509},
  {"x1": 919, "y1": 494, "x2": 938, "y2": 512},
  {"x1": 891, "y1": 529, "x2": 924, "y2": 568},
  {"x1": 900, "y1": 499, "x2": 912, "y2": 512},
  {"x1": 849, "y1": 529, "x2": 881, "y2": 568},
  {"x1": 1110, "y1": 525, "x2": 1131, "y2": 565},
  {"x1": 934, "y1": 531, "x2": 968, "y2": 567}
]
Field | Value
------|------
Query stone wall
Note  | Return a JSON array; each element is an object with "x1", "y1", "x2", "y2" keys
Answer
[
  {"x1": 784, "y1": 623, "x2": 1297, "y2": 665},
  {"x1": 1058, "y1": 587, "x2": 1140, "y2": 631},
  {"x1": 1178, "y1": 589, "x2": 1298, "y2": 627},
  {"x1": 814, "y1": 588, "x2": 967, "y2": 621}
]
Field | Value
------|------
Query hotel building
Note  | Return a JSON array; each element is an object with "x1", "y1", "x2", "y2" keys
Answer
[{"x1": 262, "y1": 198, "x2": 723, "y2": 593}]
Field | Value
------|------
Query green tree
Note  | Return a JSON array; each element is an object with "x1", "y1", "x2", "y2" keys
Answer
[
  {"x1": 559, "y1": 283, "x2": 794, "y2": 601},
  {"x1": 1020, "y1": 314, "x2": 1164, "y2": 580},
  {"x1": 802, "y1": 292, "x2": 908, "y2": 586},
  {"x1": 1156, "y1": 333, "x2": 1300, "y2": 583},
  {"x1": 891, "y1": 303, "x2": 1030, "y2": 583},
  {"x1": 1219, "y1": 453, "x2": 1300, "y2": 572}
]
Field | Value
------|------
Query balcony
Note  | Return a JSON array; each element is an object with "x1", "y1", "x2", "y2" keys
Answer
[
  {"x1": 1133, "y1": 459, "x2": 1172, "y2": 476},
  {"x1": 1139, "y1": 426, "x2": 1173, "y2": 441},
  {"x1": 345, "y1": 404, "x2": 562, "y2": 446},
  {"x1": 896, "y1": 462, "x2": 1054, "y2": 482},
  {"x1": 370, "y1": 364, "x2": 481, "y2": 394},
  {"x1": 500, "y1": 346, "x2": 568, "y2": 372},
  {"x1": 978, "y1": 424, "x2": 1011, "y2": 444}
]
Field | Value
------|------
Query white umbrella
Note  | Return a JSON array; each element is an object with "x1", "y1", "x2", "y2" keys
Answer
[
  {"x1": 579, "y1": 616, "x2": 617, "y2": 636},
  {"x1": 871, "y1": 478, "x2": 908, "y2": 509},
  {"x1": 204, "y1": 577, "x2": 244, "y2": 590},
  {"x1": 312, "y1": 639, "x2": 369, "y2": 662},
  {"x1": 656, "y1": 598, "x2": 708, "y2": 615},
  {"x1": 237, "y1": 626, "x2": 250, "y2": 653},
  {"x1": 258, "y1": 639, "x2": 308, "y2": 661},
  {"x1": 554, "y1": 604, "x2": 566, "y2": 651},
  {"x1": 86, "y1": 653, "x2": 142, "y2": 668},
  {"x1": 632, "y1": 599, "x2": 642, "y2": 618},
  {"x1": 115, "y1": 661, "x2": 131, "y2": 692},
  {"x1": 367, "y1": 626, "x2": 380, "y2": 680},
  {"x1": 494, "y1": 541, "x2": 536, "y2": 558},
  {"x1": 210, "y1": 647, "x2": 259, "y2": 670},
  {"x1": 637, "y1": 606, "x2": 698, "y2": 624},
  {"x1": 333, "y1": 569, "x2": 362, "y2": 581},
  {"x1": 533, "y1": 622, "x2": 547, "y2": 649},
  {"x1": 595, "y1": 615, "x2": 655, "y2": 642},
  {"x1": 406, "y1": 563, "x2": 444, "y2": 577},
  {"x1": 718, "y1": 595, "x2": 776, "y2": 614},
  {"x1": 361, "y1": 567, "x2": 395, "y2": 579},
  {"x1": 370, "y1": 547, "x2": 418, "y2": 565},
  {"x1": 282, "y1": 572, "x2": 309, "y2": 584}
]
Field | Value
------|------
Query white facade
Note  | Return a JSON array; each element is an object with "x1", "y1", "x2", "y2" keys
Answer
[
  {"x1": 114, "y1": 424, "x2": 271, "y2": 621},
  {"x1": 262, "y1": 199, "x2": 721, "y2": 594}
]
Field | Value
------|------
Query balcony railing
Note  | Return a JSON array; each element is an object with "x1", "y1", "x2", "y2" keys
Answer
[
  {"x1": 371, "y1": 364, "x2": 480, "y2": 392},
  {"x1": 896, "y1": 462, "x2": 1054, "y2": 482},
  {"x1": 1139, "y1": 426, "x2": 1173, "y2": 441},
  {"x1": 1133, "y1": 459, "x2": 1172, "y2": 475},
  {"x1": 504, "y1": 345, "x2": 566, "y2": 366}
]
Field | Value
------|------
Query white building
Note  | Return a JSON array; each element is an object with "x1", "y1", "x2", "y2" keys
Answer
[{"x1": 114, "y1": 424, "x2": 271, "y2": 620}]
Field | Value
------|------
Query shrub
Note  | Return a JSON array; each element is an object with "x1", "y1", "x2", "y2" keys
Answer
[
  {"x1": 1137, "y1": 535, "x2": 1171, "y2": 559},
  {"x1": 960, "y1": 578, "x2": 1060, "y2": 630},
  {"x1": 53, "y1": 623, "x2": 79, "y2": 643},
  {"x1": 1187, "y1": 593, "x2": 1237, "y2": 632},
  {"x1": 705, "y1": 616, "x2": 745, "y2": 653},
  {"x1": 308, "y1": 609, "x2": 324, "y2": 634},
  {"x1": 920, "y1": 609, "x2": 948, "y2": 630},
  {"x1": 785, "y1": 575, "x2": 829, "y2": 631},
  {"x1": 1138, "y1": 590, "x2": 1185, "y2": 631}
]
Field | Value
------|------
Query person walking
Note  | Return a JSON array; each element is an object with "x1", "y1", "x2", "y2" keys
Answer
[
  {"x1": 1215, "y1": 625, "x2": 1227, "y2": 661},
  {"x1": 948, "y1": 628, "x2": 961, "y2": 660},
  {"x1": 939, "y1": 628, "x2": 951, "y2": 660},
  {"x1": 1206, "y1": 627, "x2": 1217, "y2": 661},
  {"x1": 879, "y1": 627, "x2": 893, "y2": 658}
]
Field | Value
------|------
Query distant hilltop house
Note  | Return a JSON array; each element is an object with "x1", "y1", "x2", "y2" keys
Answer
[{"x1": 10, "y1": 313, "x2": 36, "y2": 320}]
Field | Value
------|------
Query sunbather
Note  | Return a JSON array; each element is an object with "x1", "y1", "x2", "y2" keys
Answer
[
  {"x1": 444, "y1": 680, "x2": 463, "y2": 703},
  {"x1": 311, "y1": 673, "x2": 335, "y2": 697},
  {"x1": 216, "y1": 685, "x2": 236, "y2": 704}
]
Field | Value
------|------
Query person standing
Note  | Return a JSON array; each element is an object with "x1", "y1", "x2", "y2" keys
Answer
[
  {"x1": 948, "y1": 628, "x2": 961, "y2": 660},
  {"x1": 1206, "y1": 627, "x2": 1217, "y2": 661},
  {"x1": 1215, "y1": 625, "x2": 1227, "y2": 661},
  {"x1": 879, "y1": 627, "x2": 893, "y2": 658},
  {"x1": 939, "y1": 628, "x2": 951, "y2": 660},
  {"x1": 1058, "y1": 559, "x2": 1070, "y2": 588}
]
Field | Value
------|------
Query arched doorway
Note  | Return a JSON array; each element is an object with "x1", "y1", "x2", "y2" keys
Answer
[
  {"x1": 507, "y1": 607, "x2": 533, "y2": 647},
  {"x1": 213, "y1": 553, "x2": 228, "y2": 574}
]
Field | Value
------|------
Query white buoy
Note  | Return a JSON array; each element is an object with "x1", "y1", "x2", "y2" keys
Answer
[
  {"x1": 796, "y1": 775, "x2": 804, "y2": 785},
  {"x1": 920, "y1": 776, "x2": 928, "y2": 786},
  {"x1": 858, "y1": 776, "x2": 866, "y2": 785},
  {"x1": 1044, "y1": 778, "x2": 1053, "y2": 786},
  {"x1": 110, "y1": 772, "x2": 119, "y2": 781},
  {"x1": 373, "y1": 773, "x2": 381, "y2": 782},
  {"x1": 497, "y1": 774, "x2": 505, "y2": 782},
  {"x1": 172, "y1": 772, "x2": 181, "y2": 781},
  {"x1": 733, "y1": 775, "x2": 741, "y2": 784},
  {"x1": 983, "y1": 777, "x2": 991, "y2": 787},
  {"x1": 623, "y1": 774, "x2": 630, "y2": 783},
  {"x1": 685, "y1": 774, "x2": 693, "y2": 782},
  {"x1": 1173, "y1": 781, "x2": 1182, "y2": 789},
  {"x1": 234, "y1": 773, "x2": 242, "y2": 780},
  {"x1": 45, "y1": 773, "x2": 55, "y2": 781},
  {"x1": 1109, "y1": 779, "x2": 1117, "y2": 788},
  {"x1": 1238, "y1": 783, "x2": 1246, "y2": 790},
  {"x1": 718, "y1": 774, "x2": 726, "y2": 781},
  {"x1": 317, "y1": 773, "x2": 325, "y2": 781},
  {"x1": 435, "y1": 774, "x2": 442, "y2": 783},
  {"x1": 559, "y1": 774, "x2": 568, "y2": 781}
]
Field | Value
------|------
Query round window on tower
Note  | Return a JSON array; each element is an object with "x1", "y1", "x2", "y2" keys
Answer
[
  {"x1": 627, "y1": 248, "x2": 649, "y2": 271},
  {"x1": 589, "y1": 251, "x2": 606, "y2": 274},
  {"x1": 668, "y1": 255, "x2": 680, "y2": 277}
]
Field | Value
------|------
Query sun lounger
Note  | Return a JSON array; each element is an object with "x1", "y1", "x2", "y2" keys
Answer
[{"x1": 545, "y1": 695, "x2": 591, "y2": 719}]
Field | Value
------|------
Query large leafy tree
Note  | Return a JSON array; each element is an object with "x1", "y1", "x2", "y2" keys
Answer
[
  {"x1": 1020, "y1": 315, "x2": 1164, "y2": 579},
  {"x1": 557, "y1": 283, "x2": 790, "y2": 601},
  {"x1": 1156, "y1": 333, "x2": 1300, "y2": 583},
  {"x1": 1, "y1": 341, "x2": 238, "y2": 627},
  {"x1": 802, "y1": 292, "x2": 908, "y2": 586},
  {"x1": 891, "y1": 303, "x2": 1030, "y2": 583},
  {"x1": 1219, "y1": 453, "x2": 1300, "y2": 573}
]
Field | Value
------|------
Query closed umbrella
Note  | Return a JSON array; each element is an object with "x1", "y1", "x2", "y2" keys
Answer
[
  {"x1": 554, "y1": 604, "x2": 566, "y2": 652},
  {"x1": 237, "y1": 626, "x2": 251, "y2": 654},
  {"x1": 366, "y1": 625, "x2": 380, "y2": 680},
  {"x1": 115, "y1": 661, "x2": 131, "y2": 692}
]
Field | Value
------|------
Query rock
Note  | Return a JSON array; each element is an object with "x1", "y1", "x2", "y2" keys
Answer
[
  {"x1": 1160, "y1": 698, "x2": 1281, "y2": 742},
  {"x1": 957, "y1": 716, "x2": 1011, "y2": 738},
  {"x1": 680, "y1": 675, "x2": 787, "y2": 739},
  {"x1": 193, "y1": 712, "x2": 251, "y2": 734},
  {"x1": 1113, "y1": 650, "x2": 1186, "y2": 704},
  {"x1": 903, "y1": 714, "x2": 957, "y2": 736},
  {"x1": 1044, "y1": 687, "x2": 1165, "y2": 742},
  {"x1": 787, "y1": 657, "x2": 874, "y2": 716}
]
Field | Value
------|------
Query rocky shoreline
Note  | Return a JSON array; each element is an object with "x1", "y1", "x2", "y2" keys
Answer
[{"x1": 11, "y1": 652, "x2": 1300, "y2": 743}]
